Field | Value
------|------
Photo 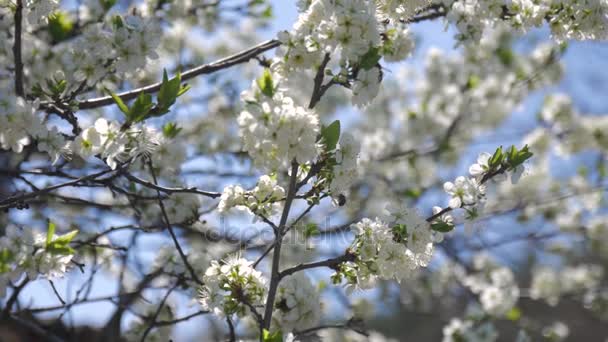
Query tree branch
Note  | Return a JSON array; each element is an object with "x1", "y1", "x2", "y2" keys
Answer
[
  {"x1": 146, "y1": 159, "x2": 203, "y2": 285},
  {"x1": 262, "y1": 160, "x2": 299, "y2": 329},
  {"x1": 122, "y1": 171, "x2": 221, "y2": 199},
  {"x1": 13, "y1": 0, "x2": 24, "y2": 97},
  {"x1": 71, "y1": 39, "x2": 280, "y2": 110},
  {"x1": 279, "y1": 251, "x2": 356, "y2": 280}
]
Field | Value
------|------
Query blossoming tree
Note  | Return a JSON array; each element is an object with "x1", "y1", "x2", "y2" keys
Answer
[{"x1": 0, "y1": 0, "x2": 607, "y2": 341}]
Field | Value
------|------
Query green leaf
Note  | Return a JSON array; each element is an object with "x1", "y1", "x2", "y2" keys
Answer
[
  {"x1": 177, "y1": 84, "x2": 190, "y2": 97},
  {"x1": 489, "y1": 146, "x2": 503, "y2": 168},
  {"x1": 52, "y1": 229, "x2": 79, "y2": 246},
  {"x1": 257, "y1": 69, "x2": 275, "y2": 97},
  {"x1": 260, "y1": 4, "x2": 273, "y2": 19},
  {"x1": 496, "y1": 46, "x2": 514, "y2": 66},
  {"x1": 100, "y1": 0, "x2": 117, "y2": 11},
  {"x1": 262, "y1": 329, "x2": 283, "y2": 342},
  {"x1": 392, "y1": 224, "x2": 408, "y2": 239},
  {"x1": 157, "y1": 69, "x2": 182, "y2": 112},
  {"x1": 108, "y1": 91, "x2": 130, "y2": 116},
  {"x1": 359, "y1": 47, "x2": 381, "y2": 70},
  {"x1": 321, "y1": 120, "x2": 340, "y2": 151},
  {"x1": 303, "y1": 223, "x2": 320, "y2": 238},
  {"x1": 46, "y1": 245, "x2": 75, "y2": 256},
  {"x1": 46, "y1": 220, "x2": 56, "y2": 247},
  {"x1": 163, "y1": 122, "x2": 182, "y2": 139},
  {"x1": 505, "y1": 307, "x2": 522, "y2": 321},
  {"x1": 129, "y1": 92, "x2": 154, "y2": 123},
  {"x1": 466, "y1": 75, "x2": 480, "y2": 89},
  {"x1": 48, "y1": 11, "x2": 73, "y2": 42},
  {"x1": 111, "y1": 15, "x2": 124, "y2": 29},
  {"x1": 505, "y1": 145, "x2": 533, "y2": 168},
  {"x1": 431, "y1": 222, "x2": 455, "y2": 233},
  {"x1": 403, "y1": 188, "x2": 421, "y2": 199}
]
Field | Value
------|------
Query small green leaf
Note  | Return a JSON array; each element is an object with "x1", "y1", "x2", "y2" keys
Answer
[
  {"x1": 466, "y1": 75, "x2": 480, "y2": 89},
  {"x1": 100, "y1": 0, "x2": 117, "y2": 11},
  {"x1": 496, "y1": 46, "x2": 514, "y2": 66},
  {"x1": 46, "y1": 220, "x2": 56, "y2": 247},
  {"x1": 129, "y1": 92, "x2": 154, "y2": 123},
  {"x1": 431, "y1": 222, "x2": 454, "y2": 233},
  {"x1": 108, "y1": 91, "x2": 130, "y2": 116},
  {"x1": 359, "y1": 47, "x2": 381, "y2": 70},
  {"x1": 162, "y1": 122, "x2": 182, "y2": 138},
  {"x1": 157, "y1": 69, "x2": 183, "y2": 113},
  {"x1": 505, "y1": 145, "x2": 533, "y2": 168},
  {"x1": 257, "y1": 69, "x2": 275, "y2": 97},
  {"x1": 392, "y1": 224, "x2": 408, "y2": 239},
  {"x1": 262, "y1": 329, "x2": 283, "y2": 342},
  {"x1": 303, "y1": 223, "x2": 320, "y2": 238},
  {"x1": 52, "y1": 229, "x2": 79, "y2": 246},
  {"x1": 505, "y1": 307, "x2": 522, "y2": 321},
  {"x1": 177, "y1": 84, "x2": 190, "y2": 97},
  {"x1": 111, "y1": 15, "x2": 124, "y2": 29},
  {"x1": 489, "y1": 146, "x2": 503, "y2": 168},
  {"x1": 46, "y1": 245, "x2": 75, "y2": 256},
  {"x1": 260, "y1": 4, "x2": 273, "y2": 19},
  {"x1": 48, "y1": 11, "x2": 73, "y2": 42},
  {"x1": 321, "y1": 120, "x2": 340, "y2": 151},
  {"x1": 404, "y1": 188, "x2": 421, "y2": 199}
]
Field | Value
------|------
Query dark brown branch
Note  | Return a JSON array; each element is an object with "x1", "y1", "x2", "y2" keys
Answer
[
  {"x1": 308, "y1": 53, "x2": 332, "y2": 109},
  {"x1": 262, "y1": 160, "x2": 299, "y2": 329},
  {"x1": 279, "y1": 251, "x2": 356, "y2": 280},
  {"x1": 153, "y1": 310, "x2": 208, "y2": 327},
  {"x1": 1, "y1": 278, "x2": 29, "y2": 318},
  {"x1": 72, "y1": 39, "x2": 280, "y2": 110},
  {"x1": 13, "y1": 0, "x2": 24, "y2": 97},
  {"x1": 122, "y1": 171, "x2": 221, "y2": 198}
]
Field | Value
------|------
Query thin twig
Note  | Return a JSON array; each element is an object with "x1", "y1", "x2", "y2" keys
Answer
[
  {"x1": 140, "y1": 282, "x2": 179, "y2": 342},
  {"x1": 146, "y1": 158, "x2": 203, "y2": 285},
  {"x1": 48, "y1": 280, "x2": 66, "y2": 305},
  {"x1": 0, "y1": 167, "x2": 117, "y2": 210}
]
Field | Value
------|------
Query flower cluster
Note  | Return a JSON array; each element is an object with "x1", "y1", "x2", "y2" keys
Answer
[
  {"x1": 198, "y1": 257, "x2": 267, "y2": 318},
  {"x1": 328, "y1": 132, "x2": 361, "y2": 201},
  {"x1": 0, "y1": 225, "x2": 77, "y2": 297},
  {"x1": 218, "y1": 175, "x2": 285, "y2": 218},
  {"x1": 25, "y1": 0, "x2": 58, "y2": 23},
  {"x1": 64, "y1": 15, "x2": 161, "y2": 85},
  {"x1": 71, "y1": 118, "x2": 185, "y2": 171},
  {"x1": 336, "y1": 205, "x2": 438, "y2": 289},
  {"x1": 276, "y1": 0, "x2": 415, "y2": 106},
  {"x1": 442, "y1": 318, "x2": 498, "y2": 342},
  {"x1": 463, "y1": 255, "x2": 519, "y2": 316},
  {"x1": 530, "y1": 264, "x2": 604, "y2": 306},
  {"x1": 442, "y1": 146, "x2": 533, "y2": 229},
  {"x1": 376, "y1": 0, "x2": 432, "y2": 22},
  {"x1": 442, "y1": 0, "x2": 608, "y2": 42},
  {"x1": 443, "y1": 176, "x2": 486, "y2": 210},
  {"x1": 238, "y1": 73, "x2": 321, "y2": 171},
  {"x1": 271, "y1": 273, "x2": 321, "y2": 333},
  {"x1": 278, "y1": 0, "x2": 380, "y2": 70},
  {"x1": 0, "y1": 98, "x2": 65, "y2": 161},
  {"x1": 1, "y1": 96, "x2": 186, "y2": 171}
]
